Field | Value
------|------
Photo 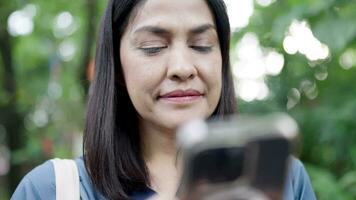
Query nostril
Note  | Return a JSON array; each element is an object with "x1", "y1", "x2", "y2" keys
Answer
[
  {"x1": 170, "y1": 73, "x2": 195, "y2": 81},
  {"x1": 171, "y1": 74, "x2": 180, "y2": 81}
]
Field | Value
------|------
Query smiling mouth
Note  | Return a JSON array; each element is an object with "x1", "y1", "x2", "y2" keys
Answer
[{"x1": 159, "y1": 89, "x2": 203, "y2": 103}]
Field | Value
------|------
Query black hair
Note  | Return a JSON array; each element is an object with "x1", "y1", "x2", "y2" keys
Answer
[{"x1": 83, "y1": 0, "x2": 236, "y2": 199}]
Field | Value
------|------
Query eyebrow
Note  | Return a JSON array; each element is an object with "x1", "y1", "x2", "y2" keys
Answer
[
  {"x1": 133, "y1": 23, "x2": 216, "y2": 36},
  {"x1": 190, "y1": 24, "x2": 216, "y2": 34},
  {"x1": 134, "y1": 26, "x2": 170, "y2": 35}
]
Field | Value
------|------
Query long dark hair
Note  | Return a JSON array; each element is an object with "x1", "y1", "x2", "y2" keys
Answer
[{"x1": 83, "y1": 0, "x2": 236, "y2": 199}]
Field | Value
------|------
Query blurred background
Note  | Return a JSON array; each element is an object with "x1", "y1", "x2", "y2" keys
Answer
[{"x1": 0, "y1": 0, "x2": 356, "y2": 199}]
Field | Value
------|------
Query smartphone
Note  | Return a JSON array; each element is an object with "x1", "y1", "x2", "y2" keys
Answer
[{"x1": 176, "y1": 113, "x2": 298, "y2": 200}]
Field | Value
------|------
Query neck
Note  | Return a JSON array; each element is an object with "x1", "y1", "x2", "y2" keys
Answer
[
  {"x1": 140, "y1": 120, "x2": 178, "y2": 165},
  {"x1": 139, "y1": 120, "x2": 182, "y2": 196}
]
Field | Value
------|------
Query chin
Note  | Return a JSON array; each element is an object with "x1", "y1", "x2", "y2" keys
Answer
[{"x1": 160, "y1": 112, "x2": 209, "y2": 131}]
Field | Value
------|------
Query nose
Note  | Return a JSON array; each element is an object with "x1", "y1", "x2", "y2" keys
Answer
[{"x1": 166, "y1": 45, "x2": 197, "y2": 81}]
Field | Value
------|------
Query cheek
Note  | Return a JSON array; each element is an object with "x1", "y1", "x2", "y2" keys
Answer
[
  {"x1": 197, "y1": 53, "x2": 222, "y2": 87},
  {"x1": 211, "y1": 64, "x2": 222, "y2": 103},
  {"x1": 120, "y1": 50, "x2": 165, "y2": 101},
  {"x1": 201, "y1": 53, "x2": 222, "y2": 108}
]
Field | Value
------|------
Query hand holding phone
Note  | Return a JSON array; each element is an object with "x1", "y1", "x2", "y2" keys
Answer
[{"x1": 176, "y1": 113, "x2": 298, "y2": 200}]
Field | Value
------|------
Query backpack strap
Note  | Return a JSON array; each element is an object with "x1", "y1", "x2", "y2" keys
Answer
[{"x1": 51, "y1": 158, "x2": 80, "y2": 200}]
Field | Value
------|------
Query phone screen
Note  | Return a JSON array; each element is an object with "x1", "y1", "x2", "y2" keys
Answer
[{"x1": 190, "y1": 146, "x2": 244, "y2": 183}]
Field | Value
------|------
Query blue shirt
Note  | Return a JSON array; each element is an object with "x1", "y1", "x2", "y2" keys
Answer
[{"x1": 11, "y1": 157, "x2": 316, "y2": 200}]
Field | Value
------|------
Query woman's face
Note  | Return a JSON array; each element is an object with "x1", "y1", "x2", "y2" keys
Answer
[{"x1": 120, "y1": 0, "x2": 222, "y2": 131}]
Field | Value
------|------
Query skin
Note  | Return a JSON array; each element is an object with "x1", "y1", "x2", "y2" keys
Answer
[{"x1": 120, "y1": 0, "x2": 222, "y2": 198}]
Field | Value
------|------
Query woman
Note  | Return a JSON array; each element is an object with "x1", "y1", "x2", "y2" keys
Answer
[{"x1": 12, "y1": 0, "x2": 316, "y2": 199}]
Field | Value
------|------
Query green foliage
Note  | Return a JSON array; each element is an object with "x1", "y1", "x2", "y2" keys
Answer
[
  {"x1": 0, "y1": 0, "x2": 104, "y2": 194},
  {"x1": 237, "y1": 0, "x2": 356, "y2": 199},
  {"x1": 313, "y1": 4, "x2": 356, "y2": 51},
  {"x1": 306, "y1": 164, "x2": 354, "y2": 200},
  {"x1": 1, "y1": 0, "x2": 356, "y2": 198}
]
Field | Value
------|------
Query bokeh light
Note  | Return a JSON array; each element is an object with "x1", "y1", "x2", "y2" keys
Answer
[
  {"x1": 314, "y1": 66, "x2": 328, "y2": 81},
  {"x1": 225, "y1": 0, "x2": 254, "y2": 31},
  {"x1": 300, "y1": 80, "x2": 318, "y2": 100},
  {"x1": 264, "y1": 51, "x2": 285, "y2": 76},
  {"x1": 53, "y1": 11, "x2": 77, "y2": 38},
  {"x1": 283, "y1": 20, "x2": 330, "y2": 61},
  {"x1": 256, "y1": 0, "x2": 276, "y2": 7},
  {"x1": 48, "y1": 81, "x2": 63, "y2": 99},
  {"x1": 232, "y1": 33, "x2": 285, "y2": 102},
  {"x1": 287, "y1": 88, "x2": 301, "y2": 109},
  {"x1": 7, "y1": 4, "x2": 37, "y2": 36},
  {"x1": 58, "y1": 40, "x2": 76, "y2": 62},
  {"x1": 339, "y1": 49, "x2": 356, "y2": 70},
  {"x1": 32, "y1": 109, "x2": 49, "y2": 128}
]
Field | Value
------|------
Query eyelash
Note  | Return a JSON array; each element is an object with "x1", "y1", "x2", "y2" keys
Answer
[
  {"x1": 190, "y1": 46, "x2": 212, "y2": 53},
  {"x1": 140, "y1": 46, "x2": 167, "y2": 55},
  {"x1": 139, "y1": 45, "x2": 212, "y2": 56}
]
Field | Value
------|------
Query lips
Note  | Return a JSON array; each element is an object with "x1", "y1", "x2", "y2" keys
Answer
[{"x1": 159, "y1": 89, "x2": 203, "y2": 103}]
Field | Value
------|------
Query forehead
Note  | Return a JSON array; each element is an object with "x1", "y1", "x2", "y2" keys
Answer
[{"x1": 128, "y1": 0, "x2": 215, "y2": 32}]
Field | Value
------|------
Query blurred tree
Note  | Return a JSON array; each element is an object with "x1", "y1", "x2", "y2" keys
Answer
[
  {"x1": 0, "y1": 0, "x2": 26, "y2": 193},
  {"x1": 232, "y1": 0, "x2": 356, "y2": 199},
  {"x1": 79, "y1": 0, "x2": 98, "y2": 96},
  {"x1": 1, "y1": 0, "x2": 356, "y2": 199},
  {"x1": 0, "y1": 0, "x2": 103, "y2": 197}
]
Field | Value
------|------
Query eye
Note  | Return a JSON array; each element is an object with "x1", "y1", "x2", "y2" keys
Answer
[
  {"x1": 190, "y1": 46, "x2": 212, "y2": 53},
  {"x1": 139, "y1": 46, "x2": 167, "y2": 55}
]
